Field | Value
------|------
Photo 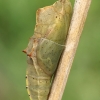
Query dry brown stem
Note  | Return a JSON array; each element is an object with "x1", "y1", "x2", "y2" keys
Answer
[{"x1": 48, "y1": 0, "x2": 91, "y2": 100}]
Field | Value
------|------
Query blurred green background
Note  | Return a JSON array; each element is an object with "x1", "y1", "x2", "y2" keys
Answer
[{"x1": 0, "y1": 0, "x2": 100, "y2": 100}]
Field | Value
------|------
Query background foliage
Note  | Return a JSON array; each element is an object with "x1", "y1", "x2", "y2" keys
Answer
[{"x1": 0, "y1": 0, "x2": 100, "y2": 100}]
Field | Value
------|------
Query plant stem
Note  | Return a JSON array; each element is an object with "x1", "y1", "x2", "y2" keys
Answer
[{"x1": 48, "y1": 0, "x2": 91, "y2": 100}]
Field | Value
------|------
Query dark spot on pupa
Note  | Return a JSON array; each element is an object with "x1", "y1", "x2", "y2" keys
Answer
[
  {"x1": 29, "y1": 94, "x2": 30, "y2": 96},
  {"x1": 56, "y1": 16, "x2": 57, "y2": 18},
  {"x1": 25, "y1": 76, "x2": 27, "y2": 78},
  {"x1": 33, "y1": 78, "x2": 34, "y2": 79},
  {"x1": 26, "y1": 86, "x2": 28, "y2": 89}
]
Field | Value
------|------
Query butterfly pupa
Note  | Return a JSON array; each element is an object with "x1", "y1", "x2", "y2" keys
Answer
[{"x1": 23, "y1": 0, "x2": 72, "y2": 100}]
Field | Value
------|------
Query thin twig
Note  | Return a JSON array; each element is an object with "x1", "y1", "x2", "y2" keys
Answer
[{"x1": 48, "y1": 0, "x2": 91, "y2": 100}]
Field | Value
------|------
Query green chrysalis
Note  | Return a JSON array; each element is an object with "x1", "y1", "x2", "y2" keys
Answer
[{"x1": 23, "y1": 0, "x2": 72, "y2": 100}]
